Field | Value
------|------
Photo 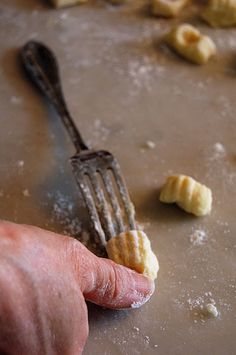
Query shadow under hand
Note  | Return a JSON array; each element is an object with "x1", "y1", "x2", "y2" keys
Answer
[{"x1": 86, "y1": 302, "x2": 129, "y2": 330}]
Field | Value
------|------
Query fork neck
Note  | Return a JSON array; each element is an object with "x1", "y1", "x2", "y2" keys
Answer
[{"x1": 55, "y1": 96, "x2": 89, "y2": 153}]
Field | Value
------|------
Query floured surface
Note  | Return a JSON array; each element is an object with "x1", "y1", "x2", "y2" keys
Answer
[{"x1": 0, "y1": 1, "x2": 236, "y2": 354}]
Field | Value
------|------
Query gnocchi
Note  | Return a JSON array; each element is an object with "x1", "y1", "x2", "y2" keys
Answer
[
  {"x1": 202, "y1": 0, "x2": 236, "y2": 27},
  {"x1": 50, "y1": 0, "x2": 87, "y2": 7},
  {"x1": 106, "y1": 230, "x2": 159, "y2": 280},
  {"x1": 164, "y1": 24, "x2": 217, "y2": 64},
  {"x1": 160, "y1": 175, "x2": 212, "y2": 216},
  {"x1": 151, "y1": 0, "x2": 189, "y2": 18}
]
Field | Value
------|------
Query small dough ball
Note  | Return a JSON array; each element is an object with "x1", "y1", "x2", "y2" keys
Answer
[
  {"x1": 160, "y1": 175, "x2": 212, "y2": 216},
  {"x1": 205, "y1": 303, "x2": 219, "y2": 318},
  {"x1": 164, "y1": 23, "x2": 217, "y2": 64},
  {"x1": 151, "y1": 0, "x2": 189, "y2": 18},
  {"x1": 106, "y1": 230, "x2": 159, "y2": 280},
  {"x1": 50, "y1": 0, "x2": 87, "y2": 8},
  {"x1": 202, "y1": 0, "x2": 236, "y2": 27}
]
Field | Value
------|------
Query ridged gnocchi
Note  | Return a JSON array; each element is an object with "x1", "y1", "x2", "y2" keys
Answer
[
  {"x1": 106, "y1": 230, "x2": 159, "y2": 280},
  {"x1": 151, "y1": 0, "x2": 189, "y2": 18},
  {"x1": 160, "y1": 175, "x2": 212, "y2": 216},
  {"x1": 202, "y1": 0, "x2": 236, "y2": 27},
  {"x1": 50, "y1": 0, "x2": 87, "y2": 7},
  {"x1": 164, "y1": 24, "x2": 217, "y2": 64}
]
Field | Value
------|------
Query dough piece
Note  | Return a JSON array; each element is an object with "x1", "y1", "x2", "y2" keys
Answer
[
  {"x1": 164, "y1": 24, "x2": 217, "y2": 64},
  {"x1": 202, "y1": 0, "x2": 236, "y2": 27},
  {"x1": 160, "y1": 175, "x2": 212, "y2": 216},
  {"x1": 50, "y1": 0, "x2": 87, "y2": 8},
  {"x1": 151, "y1": 0, "x2": 189, "y2": 18},
  {"x1": 106, "y1": 230, "x2": 159, "y2": 280},
  {"x1": 205, "y1": 303, "x2": 219, "y2": 317}
]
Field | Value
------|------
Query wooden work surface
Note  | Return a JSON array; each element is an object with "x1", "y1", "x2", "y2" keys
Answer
[{"x1": 0, "y1": 1, "x2": 236, "y2": 354}]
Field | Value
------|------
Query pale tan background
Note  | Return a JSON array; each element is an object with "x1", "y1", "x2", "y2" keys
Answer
[{"x1": 0, "y1": 0, "x2": 236, "y2": 354}]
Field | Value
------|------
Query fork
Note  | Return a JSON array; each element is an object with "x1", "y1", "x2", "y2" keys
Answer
[{"x1": 21, "y1": 41, "x2": 136, "y2": 247}]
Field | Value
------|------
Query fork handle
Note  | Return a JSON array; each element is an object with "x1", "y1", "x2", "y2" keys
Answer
[{"x1": 21, "y1": 41, "x2": 88, "y2": 152}]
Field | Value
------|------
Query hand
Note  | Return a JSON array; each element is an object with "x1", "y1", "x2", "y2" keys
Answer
[{"x1": 0, "y1": 221, "x2": 154, "y2": 354}]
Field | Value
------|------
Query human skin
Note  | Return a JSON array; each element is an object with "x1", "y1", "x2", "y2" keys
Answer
[{"x1": 0, "y1": 221, "x2": 155, "y2": 354}]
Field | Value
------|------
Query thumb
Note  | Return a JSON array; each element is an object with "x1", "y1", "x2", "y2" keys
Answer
[{"x1": 77, "y1": 246, "x2": 155, "y2": 310}]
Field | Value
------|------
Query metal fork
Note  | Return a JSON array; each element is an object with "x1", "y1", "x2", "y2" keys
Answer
[{"x1": 21, "y1": 41, "x2": 136, "y2": 247}]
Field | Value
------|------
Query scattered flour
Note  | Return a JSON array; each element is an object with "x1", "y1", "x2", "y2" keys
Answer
[
  {"x1": 187, "y1": 291, "x2": 215, "y2": 311},
  {"x1": 131, "y1": 291, "x2": 152, "y2": 309},
  {"x1": 10, "y1": 96, "x2": 22, "y2": 105},
  {"x1": 187, "y1": 293, "x2": 220, "y2": 322},
  {"x1": 47, "y1": 192, "x2": 100, "y2": 251},
  {"x1": 145, "y1": 140, "x2": 156, "y2": 149},
  {"x1": 128, "y1": 56, "x2": 165, "y2": 93},
  {"x1": 17, "y1": 160, "x2": 24, "y2": 168},
  {"x1": 49, "y1": 191, "x2": 82, "y2": 237},
  {"x1": 212, "y1": 142, "x2": 226, "y2": 159},
  {"x1": 128, "y1": 58, "x2": 152, "y2": 90},
  {"x1": 207, "y1": 142, "x2": 226, "y2": 162},
  {"x1": 90, "y1": 118, "x2": 111, "y2": 144},
  {"x1": 190, "y1": 229, "x2": 207, "y2": 246},
  {"x1": 22, "y1": 189, "x2": 30, "y2": 197},
  {"x1": 205, "y1": 142, "x2": 236, "y2": 189},
  {"x1": 59, "y1": 12, "x2": 69, "y2": 21}
]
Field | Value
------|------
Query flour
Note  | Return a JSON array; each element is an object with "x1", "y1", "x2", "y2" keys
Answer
[
  {"x1": 206, "y1": 142, "x2": 226, "y2": 163},
  {"x1": 49, "y1": 191, "x2": 82, "y2": 237},
  {"x1": 128, "y1": 58, "x2": 154, "y2": 90},
  {"x1": 218, "y1": 96, "x2": 234, "y2": 118},
  {"x1": 59, "y1": 12, "x2": 69, "y2": 21},
  {"x1": 10, "y1": 96, "x2": 22, "y2": 105},
  {"x1": 145, "y1": 140, "x2": 156, "y2": 149},
  {"x1": 205, "y1": 141, "x2": 236, "y2": 189},
  {"x1": 22, "y1": 189, "x2": 30, "y2": 197},
  {"x1": 47, "y1": 191, "x2": 98, "y2": 249},
  {"x1": 17, "y1": 160, "x2": 24, "y2": 168},
  {"x1": 190, "y1": 229, "x2": 207, "y2": 246},
  {"x1": 211, "y1": 142, "x2": 226, "y2": 160},
  {"x1": 131, "y1": 290, "x2": 152, "y2": 309},
  {"x1": 128, "y1": 56, "x2": 165, "y2": 93},
  {"x1": 187, "y1": 292, "x2": 220, "y2": 322},
  {"x1": 187, "y1": 296, "x2": 205, "y2": 310},
  {"x1": 89, "y1": 119, "x2": 111, "y2": 145}
]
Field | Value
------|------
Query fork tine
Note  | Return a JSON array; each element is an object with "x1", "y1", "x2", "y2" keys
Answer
[
  {"x1": 71, "y1": 152, "x2": 136, "y2": 243},
  {"x1": 88, "y1": 172, "x2": 115, "y2": 241},
  {"x1": 111, "y1": 162, "x2": 136, "y2": 231},
  {"x1": 101, "y1": 170, "x2": 125, "y2": 235},
  {"x1": 78, "y1": 176, "x2": 107, "y2": 247}
]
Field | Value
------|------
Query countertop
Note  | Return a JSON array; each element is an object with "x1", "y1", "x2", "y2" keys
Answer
[{"x1": 0, "y1": 0, "x2": 236, "y2": 354}]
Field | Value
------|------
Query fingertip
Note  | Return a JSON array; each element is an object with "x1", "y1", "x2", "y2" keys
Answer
[
  {"x1": 122, "y1": 270, "x2": 156, "y2": 310},
  {"x1": 82, "y1": 257, "x2": 156, "y2": 310},
  {"x1": 133, "y1": 272, "x2": 155, "y2": 295}
]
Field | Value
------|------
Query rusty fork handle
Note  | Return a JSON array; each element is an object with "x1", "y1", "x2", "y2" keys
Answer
[{"x1": 21, "y1": 40, "x2": 88, "y2": 152}]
